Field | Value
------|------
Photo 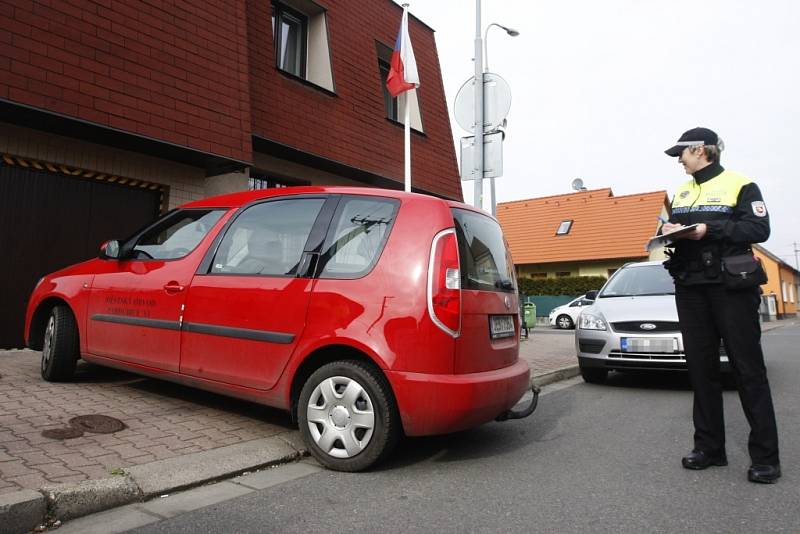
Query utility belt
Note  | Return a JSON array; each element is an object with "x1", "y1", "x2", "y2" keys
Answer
[{"x1": 664, "y1": 245, "x2": 767, "y2": 289}]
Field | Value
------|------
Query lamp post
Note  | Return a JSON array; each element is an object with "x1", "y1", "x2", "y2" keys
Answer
[
  {"x1": 472, "y1": 2, "x2": 519, "y2": 214},
  {"x1": 484, "y1": 22, "x2": 519, "y2": 216},
  {"x1": 472, "y1": 0, "x2": 484, "y2": 211}
]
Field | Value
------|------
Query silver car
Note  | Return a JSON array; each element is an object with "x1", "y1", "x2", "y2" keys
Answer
[{"x1": 575, "y1": 261, "x2": 730, "y2": 384}]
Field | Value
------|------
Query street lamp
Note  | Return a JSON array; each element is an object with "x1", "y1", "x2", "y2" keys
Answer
[
  {"x1": 484, "y1": 23, "x2": 519, "y2": 73},
  {"x1": 483, "y1": 22, "x2": 519, "y2": 216},
  {"x1": 472, "y1": 1, "x2": 520, "y2": 215}
]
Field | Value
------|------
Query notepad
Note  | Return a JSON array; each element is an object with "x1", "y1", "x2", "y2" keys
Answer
[{"x1": 645, "y1": 224, "x2": 700, "y2": 251}]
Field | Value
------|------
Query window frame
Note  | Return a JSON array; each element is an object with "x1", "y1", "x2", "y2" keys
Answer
[
  {"x1": 377, "y1": 56, "x2": 399, "y2": 121},
  {"x1": 315, "y1": 195, "x2": 400, "y2": 280},
  {"x1": 120, "y1": 208, "x2": 226, "y2": 262},
  {"x1": 195, "y1": 195, "x2": 337, "y2": 278},
  {"x1": 555, "y1": 220, "x2": 573, "y2": 236},
  {"x1": 273, "y1": 2, "x2": 308, "y2": 79}
]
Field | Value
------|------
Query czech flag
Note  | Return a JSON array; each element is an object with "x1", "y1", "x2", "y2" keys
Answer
[{"x1": 386, "y1": 8, "x2": 419, "y2": 97}]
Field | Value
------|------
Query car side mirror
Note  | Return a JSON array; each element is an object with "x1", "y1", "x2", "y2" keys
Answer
[
  {"x1": 585, "y1": 290, "x2": 598, "y2": 301},
  {"x1": 100, "y1": 240, "x2": 121, "y2": 260}
]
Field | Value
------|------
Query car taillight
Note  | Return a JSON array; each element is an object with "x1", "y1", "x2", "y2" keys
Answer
[{"x1": 427, "y1": 229, "x2": 460, "y2": 337}]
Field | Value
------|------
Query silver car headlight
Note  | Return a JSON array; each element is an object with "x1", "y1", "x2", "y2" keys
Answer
[{"x1": 579, "y1": 311, "x2": 607, "y2": 330}]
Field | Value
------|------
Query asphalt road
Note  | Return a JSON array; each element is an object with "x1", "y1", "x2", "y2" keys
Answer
[{"x1": 125, "y1": 323, "x2": 799, "y2": 533}]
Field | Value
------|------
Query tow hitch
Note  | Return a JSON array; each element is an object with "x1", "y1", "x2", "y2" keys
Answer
[{"x1": 495, "y1": 384, "x2": 540, "y2": 421}]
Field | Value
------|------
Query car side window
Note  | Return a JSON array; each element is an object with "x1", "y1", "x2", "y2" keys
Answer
[
  {"x1": 317, "y1": 197, "x2": 398, "y2": 278},
  {"x1": 132, "y1": 209, "x2": 224, "y2": 260},
  {"x1": 210, "y1": 198, "x2": 325, "y2": 276}
]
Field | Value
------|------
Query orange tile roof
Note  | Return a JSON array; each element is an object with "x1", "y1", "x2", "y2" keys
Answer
[{"x1": 497, "y1": 188, "x2": 670, "y2": 265}]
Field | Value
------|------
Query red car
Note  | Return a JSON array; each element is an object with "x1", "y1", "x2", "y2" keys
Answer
[{"x1": 25, "y1": 187, "x2": 534, "y2": 471}]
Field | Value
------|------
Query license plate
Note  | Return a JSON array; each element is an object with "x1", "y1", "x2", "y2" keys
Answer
[
  {"x1": 490, "y1": 315, "x2": 515, "y2": 339},
  {"x1": 621, "y1": 337, "x2": 678, "y2": 353}
]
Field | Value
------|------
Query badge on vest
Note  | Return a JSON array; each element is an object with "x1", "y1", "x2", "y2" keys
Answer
[
  {"x1": 679, "y1": 191, "x2": 690, "y2": 199},
  {"x1": 751, "y1": 201, "x2": 767, "y2": 217}
]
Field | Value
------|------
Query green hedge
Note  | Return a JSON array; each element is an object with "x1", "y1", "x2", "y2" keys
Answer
[{"x1": 518, "y1": 276, "x2": 606, "y2": 297}]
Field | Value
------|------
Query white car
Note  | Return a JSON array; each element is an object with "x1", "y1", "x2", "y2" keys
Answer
[{"x1": 549, "y1": 294, "x2": 595, "y2": 329}]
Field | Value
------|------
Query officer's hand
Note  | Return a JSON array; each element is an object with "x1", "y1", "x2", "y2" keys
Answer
[
  {"x1": 685, "y1": 223, "x2": 708, "y2": 240},
  {"x1": 662, "y1": 222, "x2": 683, "y2": 234}
]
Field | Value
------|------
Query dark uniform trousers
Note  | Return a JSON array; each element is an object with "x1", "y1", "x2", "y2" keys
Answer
[{"x1": 675, "y1": 283, "x2": 779, "y2": 465}]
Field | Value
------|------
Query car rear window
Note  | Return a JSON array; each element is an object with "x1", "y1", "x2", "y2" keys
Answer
[{"x1": 451, "y1": 208, "x2": 515, "y2": 292}]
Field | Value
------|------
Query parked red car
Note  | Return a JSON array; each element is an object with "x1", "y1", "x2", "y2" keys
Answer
[{"x1": 25, "y1": 187, "x2": 534, "y2": 471}]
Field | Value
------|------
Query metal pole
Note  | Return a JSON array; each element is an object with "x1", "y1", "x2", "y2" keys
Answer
[
  {"x1": 472, "y1": 0, "x2": 484, "y2": 210},
  {"x1": 403, "y1": 91, "x2": 411, "y2": 192},
  {"x1": 793, "y1": 241, "x2": 799, "y2": 271}
]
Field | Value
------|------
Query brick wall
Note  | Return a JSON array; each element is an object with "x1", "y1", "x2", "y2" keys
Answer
[
  {"x1": 247, "y1": 0, "x2": 461, "y2": 200},
  {"x1": 0, "y1": 0, "x2": 252, "y2": 163}
]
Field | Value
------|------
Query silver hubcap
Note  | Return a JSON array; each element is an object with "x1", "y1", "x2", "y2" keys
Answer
[
  {"x1": 42, "y1": 315, "x2": 55, "y2": 371},
  {"x1": 558, "y1": 316, "x2": 571, "y2": 328},
  {"x1": 306, "y1": 376, "x2": 375, "y2": 459}
]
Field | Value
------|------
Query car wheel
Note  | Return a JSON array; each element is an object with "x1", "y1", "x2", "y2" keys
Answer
[
  {"x1": 556, "y1": 314, "x2": 574, "y2": 329},
  {"x1": 41, "y1": 305, "x2": 79, "y2": 382},
  {"x1": 579, "y1": 365, "x2": 607, "y2": 384},
  {"x1": 298, "y1": 360, "x2": 400, "y2": 472}
]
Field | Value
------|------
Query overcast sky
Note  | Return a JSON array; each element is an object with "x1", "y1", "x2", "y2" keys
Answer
[{"x1": 398, "y1": 0, "x2": 800, "y2": 267}]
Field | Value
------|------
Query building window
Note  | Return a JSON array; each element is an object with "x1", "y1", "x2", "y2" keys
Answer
[
  {"x1": 378, "y1": 58, "x2": 399, "y2": 120},
  {"x1": 375, "y1": 41, "x2": 423, "y2": 132},
  {"x1": 272, "y1": 1, "x2": 334, "y2": 92},
  {"x1": 782, "y1": 281, "x2": 788, "y2": 302},
  {"x1": 249, "y1": 173, "x2": 310, "y2": 190},
  {"x1": 530, "y1": 273, "x2": 547, "y2": 279},
  {"x1": 273, "y1": 4, "x2": 307, "y2": 78},
  {"x1": 555, "y1": 271, "x2": 571, "y2": 277},
  {"x1": 556, "y1": 220, "x2": 573, "y2": 235}
]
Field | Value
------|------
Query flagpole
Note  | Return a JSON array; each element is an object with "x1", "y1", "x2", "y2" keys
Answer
[
  {"x1": 404, "y1": 91, "x2": 411, "y2": 192},
  {"x1": 403, "y1": 4, "x2": 411, "y2": 193}
]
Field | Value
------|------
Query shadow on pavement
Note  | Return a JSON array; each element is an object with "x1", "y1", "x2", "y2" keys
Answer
[{"x1": 70, "y1": 360, "x2": 295, "y2": 428}]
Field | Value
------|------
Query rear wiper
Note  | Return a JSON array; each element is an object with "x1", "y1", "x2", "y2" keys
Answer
[{"x1": 494, "y1": 279, "x2": 513, "y2": 290}]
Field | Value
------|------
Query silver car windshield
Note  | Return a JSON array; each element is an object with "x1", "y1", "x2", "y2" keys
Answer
[{"x1": 600, "y1": 264, "x2": 675, "y2": 297}]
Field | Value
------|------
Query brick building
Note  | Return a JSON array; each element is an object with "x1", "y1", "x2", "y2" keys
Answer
[{"x1": 0, "y1": 0, "x2": 460, "y2": 348}]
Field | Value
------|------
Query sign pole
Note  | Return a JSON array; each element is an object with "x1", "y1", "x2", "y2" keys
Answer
[{"x1": 472, "y1": 0, "x2": 483, "y2": 209}]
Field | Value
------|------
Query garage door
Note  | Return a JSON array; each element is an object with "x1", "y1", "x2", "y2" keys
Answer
[{"x1": 0, "y1": 161, "x2": 162, "y2": 349}]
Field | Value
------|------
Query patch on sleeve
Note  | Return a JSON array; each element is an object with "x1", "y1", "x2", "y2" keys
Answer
[{"x1": 751, "y1": 201, "x2": 767, "y2": 217}]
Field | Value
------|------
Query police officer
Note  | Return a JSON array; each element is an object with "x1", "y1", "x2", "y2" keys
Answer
[{"x1": 663, "y1": 127, "x2": 780, "y2": 483}]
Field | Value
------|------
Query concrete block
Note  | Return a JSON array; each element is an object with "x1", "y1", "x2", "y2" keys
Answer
[
  {"x1": 0, "y1": 489, "x2": 45, "y2": 534},
  {"x1": 126, "y1": 436, "x2": 300, "y2": 498},
  {"x1": 41, "y1": 475, "x2": 140, "y2": 521}
]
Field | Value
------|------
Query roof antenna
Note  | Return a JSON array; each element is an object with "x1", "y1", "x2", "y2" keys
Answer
[{"x1": 571, "y1": 178, "x2": 587, "y2": 192}]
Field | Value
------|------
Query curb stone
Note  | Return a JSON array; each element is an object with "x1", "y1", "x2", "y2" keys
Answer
[
  {"x1": 0, "y1": 490, "x2": 45, "y2": 534},
  {"x1": 41, "y1": 475, "x2": 141, "y2": 522},
  {"x1": 531, "y1": 365, "x2": 580, "y2": 388}
]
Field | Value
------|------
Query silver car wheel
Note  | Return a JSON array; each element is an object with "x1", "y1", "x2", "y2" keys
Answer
[
  {"x1": 306, "y1": 376, "x2": 375, "y2": 459},
  {"x1": 41, "y1": 315, "x2": 55, "y2": 372}
]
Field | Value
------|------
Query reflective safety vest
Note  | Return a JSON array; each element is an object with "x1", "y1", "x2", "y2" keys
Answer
[{"x1": 671, "y1": 170, "x2": 752, "y2": 216}]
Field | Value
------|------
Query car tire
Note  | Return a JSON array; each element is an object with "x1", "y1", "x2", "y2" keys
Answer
[
  {"x1": 579, "y1": 365, "x2": 607, "y2": 384},
  {"x1": 556, "y1": 314, "x2": 574, "y2": 330},
  {"x1": 298, "y1": 360, "x2": 400, "y2": 472},
  {"x1": 41, "y1": 305, "x2": 79, "y2": 382}
]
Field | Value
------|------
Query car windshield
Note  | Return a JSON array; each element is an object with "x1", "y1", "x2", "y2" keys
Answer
[{"x1": 599, "y1": 264, "x2": 675, "y2": 297}]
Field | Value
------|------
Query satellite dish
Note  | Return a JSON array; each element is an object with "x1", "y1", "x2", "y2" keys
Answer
[{"x1": 571, "y1": 178, "x2": 586, "y2": 191}]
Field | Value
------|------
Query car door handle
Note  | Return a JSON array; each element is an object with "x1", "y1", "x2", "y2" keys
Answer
[{"x1": 164, "y1": 282, "x2": 185, "y2": 293}]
